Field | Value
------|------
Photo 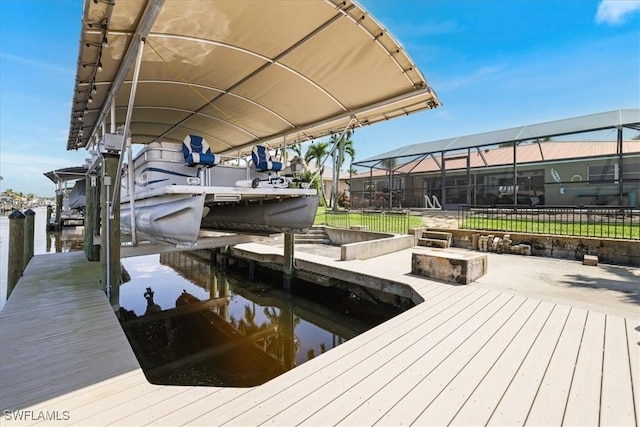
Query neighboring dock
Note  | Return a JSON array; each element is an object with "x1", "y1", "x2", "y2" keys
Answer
[{"x1": 0, "y1": 246, "x2": 638, "y2": 426}]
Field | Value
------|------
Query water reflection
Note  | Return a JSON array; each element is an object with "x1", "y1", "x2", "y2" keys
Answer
[{"x1": 118, "y1": 251, "x2": 409, "y2": 387}]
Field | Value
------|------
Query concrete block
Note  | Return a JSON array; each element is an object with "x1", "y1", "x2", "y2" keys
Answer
[
  {"x1": 412, "y1": 250, "x2": 488, "y2": 285},
  {"x1": 583, "y1": 254, "x2": 598, "y2": 266}
]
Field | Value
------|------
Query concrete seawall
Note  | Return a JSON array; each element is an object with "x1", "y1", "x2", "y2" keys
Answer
[{"x1": 427, "y1": 228, "x2": 640, "y2": 266}]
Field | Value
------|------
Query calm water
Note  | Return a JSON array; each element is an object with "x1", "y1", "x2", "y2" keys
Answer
[
  {"x1": 119, "y1": 252, "x2": 408, "y2": 386},
  {"x1": 0, "y1": 207, "x2": 411, "y2": 386}
]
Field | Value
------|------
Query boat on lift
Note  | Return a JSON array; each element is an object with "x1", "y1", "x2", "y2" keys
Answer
[{"x1": 118, "y1": 135, "x2": 317, "y2": 247}]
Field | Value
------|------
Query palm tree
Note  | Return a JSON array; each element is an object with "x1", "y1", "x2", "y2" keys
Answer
[
  {"x1": 330, "y1": 132, "x2": 355, "y2": 211},
  {"x1": 304, "y1": 142, "x2": 330, "y2": 206}
]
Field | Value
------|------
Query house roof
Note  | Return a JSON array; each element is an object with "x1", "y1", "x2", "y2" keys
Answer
[
  {"x1": 353, "y1": 140, "x2": 640, "y2": 178},
  {"x1": 67, "y1": 0, "x2": 440, "y2": 155},
  {"x1": 355, "y1": 109, "x2": 640, "y2": 166}
]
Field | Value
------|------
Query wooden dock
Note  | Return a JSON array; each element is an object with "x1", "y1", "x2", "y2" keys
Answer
[{"x1": 0, "y1": 247, "x2": 638, "y2": 426}]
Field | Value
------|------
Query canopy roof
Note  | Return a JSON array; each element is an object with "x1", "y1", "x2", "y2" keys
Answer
[
  {"x1": 67, "y1": 0, "x2": 440, "y2": 155},
  {"x1": 355, "y1": 108, "x2": 640, "y2": 166},
  {"x1": 44, "y1": 166, "x2": 89, "y2": 185}
]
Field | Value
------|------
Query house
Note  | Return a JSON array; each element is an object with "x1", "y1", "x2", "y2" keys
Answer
[{"x1": 350, "y1": 109, "x2": 640, "y2": 209}]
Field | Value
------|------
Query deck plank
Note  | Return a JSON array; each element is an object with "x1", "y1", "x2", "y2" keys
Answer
[
  {"x1": 524, "y1": 308, "x2": 587, "y2": 425},
  {"x1": 335, "y1": 293, "x2": 529, "y2": 427},
  {"x1": 448, "y1": 300, "x2": 553, "y2": 426},
  {"x1": 600, "y1": 315, "x2": 636, "y2": 426},
  {"x1": 406, "y1": 298, "x2": 539, "y2": 426},
  {"x1": 250, "y1": 292, "x2": 516, "y2": 426},
  {"x1": 626, "y1": 318, "x2": 640, "y2": 426},
  {"x1": 374, "y1": 294, "x2": 529, "y2": 426},
  {"x1": 486, "y1": 304, "x2": 571, "y2": 426},
  {"x1": 562, "y1": 311, "x2": 606, "y2": 426}
]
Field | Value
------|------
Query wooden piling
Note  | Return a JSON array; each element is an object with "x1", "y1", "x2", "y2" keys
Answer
[
  {"x1": 55, "y1": 189, "x2": 63, "y2": 231},
  {"x1": 46, "y1": 205, "x2": 53, "y2": 230},
  {"x1": 23, "y1": 208, "x2": 35, "y2": 270},
  {"x1": 7, "y1": 210, "x2": 25, "y2": 298},
  {"x1": 84, "y1": 174, "x2": 100, "y2": 261},
  {"x1": 283, "y1": 233, "x2": 295, "y2": 289}
]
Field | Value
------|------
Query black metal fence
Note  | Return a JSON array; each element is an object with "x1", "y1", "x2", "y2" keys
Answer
[
  {"x1": 322, "y1": 209, "x2": 411, "y2": 234},
  {"x1": 459, "y1": 205, "x2": 640, "y2": 240}
]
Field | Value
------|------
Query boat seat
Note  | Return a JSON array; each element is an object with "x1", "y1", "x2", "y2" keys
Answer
[
  {"x1": 251, "y1": 144, "x2": 283, "y2": 172},
  {"x1": 182, "y1": 135, "x2": 219, "y2": 167}
]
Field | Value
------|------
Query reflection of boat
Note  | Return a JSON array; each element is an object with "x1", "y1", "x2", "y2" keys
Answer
[{"x1": 119, "y1": 139, "x2": 318, "y2": 246}]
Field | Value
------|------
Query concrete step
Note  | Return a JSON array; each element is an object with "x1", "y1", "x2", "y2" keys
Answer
[
  {"x1": 417, "y1": 237, "x2": 449, "y2": 248},
  {"x1": 422, "y1": 230, "x2": 452, "y2": 243}
]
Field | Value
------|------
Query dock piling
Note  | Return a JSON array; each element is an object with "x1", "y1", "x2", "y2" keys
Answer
[
  {"x1": 283, "y1": 233, "x2": 295, "y2": 290},
  {"x1": 7, "y1": 210, "x2": 25, "y2": 298},
  {"x1": 23, "y1": 208, "x2": 35, "y2": 270}
]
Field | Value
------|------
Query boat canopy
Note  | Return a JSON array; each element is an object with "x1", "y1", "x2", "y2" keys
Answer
[{"x1": 67, "y1": 0, "x2": 441, "y2": 155}]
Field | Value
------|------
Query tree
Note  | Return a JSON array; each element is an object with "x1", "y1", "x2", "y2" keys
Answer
[
  {"x1": 304, "y1": 141, "x2": 329, "y2": 178},
  {"x1": 304, "y1": 141, "x2": 330, "y2": 205},
  {"x1": 329, "y1": 132, "x2": 355, "y2": 211}
]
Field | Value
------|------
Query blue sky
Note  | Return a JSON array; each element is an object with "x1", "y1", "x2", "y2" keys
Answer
[{"x1": 1, "y1": 0, "x2": 639, "y2": 197}]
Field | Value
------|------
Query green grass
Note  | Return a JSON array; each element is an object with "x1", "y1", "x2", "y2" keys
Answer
[
  {"x1": 314, "y1": 207, "x2": 424, "y2": 234},
  {"x1": 462, "y1": 217, "x2": 640, "y2": 239}
]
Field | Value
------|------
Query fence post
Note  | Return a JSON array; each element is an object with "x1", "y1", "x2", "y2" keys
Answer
[
  {"x1": 23, "y1": 208, "x2": 35, "y2": 270},
  {"x1": 7, "y1": 210, "x2": 25, "y2": 299}
]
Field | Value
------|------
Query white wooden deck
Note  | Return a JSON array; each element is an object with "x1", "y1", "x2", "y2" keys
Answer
[{"x1": 0, "y1": 247, "x2": 638, "y2": 426}]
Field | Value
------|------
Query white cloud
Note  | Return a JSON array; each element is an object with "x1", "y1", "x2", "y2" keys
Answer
[{"x1": 596, "y1": 0, "x2": 640, "y2": 25}]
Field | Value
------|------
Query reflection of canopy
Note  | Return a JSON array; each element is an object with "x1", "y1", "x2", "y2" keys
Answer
[{"x1": 67, "y1": 0, "x2": 440, "y2": 154}]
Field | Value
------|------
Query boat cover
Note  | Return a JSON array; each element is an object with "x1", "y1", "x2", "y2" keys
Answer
[{"x1": 67, "y1": 0, "x2": 441, "y2": 154}]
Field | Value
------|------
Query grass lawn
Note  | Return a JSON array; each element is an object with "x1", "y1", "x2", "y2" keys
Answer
[{"x1": 314, "y1": 207, "x2": 424, "y2": 234}]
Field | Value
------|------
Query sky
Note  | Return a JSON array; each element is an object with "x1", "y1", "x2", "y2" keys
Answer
[{"x1": 0, "y1": 0, "x2": 639, "y2": 197}]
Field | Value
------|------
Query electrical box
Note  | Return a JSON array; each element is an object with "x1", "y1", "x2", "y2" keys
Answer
[{"x1": 98, "y1": 134, "x2": 123, "y2": 153}]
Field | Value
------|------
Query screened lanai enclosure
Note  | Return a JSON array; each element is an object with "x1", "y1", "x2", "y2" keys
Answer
[{"x1": 350, "y1": 109, "x2": 640, "y2": 210}]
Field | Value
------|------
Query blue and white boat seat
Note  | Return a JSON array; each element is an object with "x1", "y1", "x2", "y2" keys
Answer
[
  {"x1": 182, "y1": 135, "x2": 219, "y2": 167},
  {"x1": 251, "y1": 144, "x2": 283, "y2": 172}
]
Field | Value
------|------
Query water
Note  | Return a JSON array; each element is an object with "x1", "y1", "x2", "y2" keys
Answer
[
  {"x1": 118, "y1": 251, "x2": 410, "y2": 387},
  {"x1": 0, "y1": 208, "x2": 413, "y2": 386}
]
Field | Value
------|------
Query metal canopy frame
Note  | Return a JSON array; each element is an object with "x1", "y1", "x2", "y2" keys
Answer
[
  {"x1": 351, "y1": 109, "x2": 640, "y2": 208},
  {"x1": 67, "y1": 0, "x2": 441, "y2": 155}
]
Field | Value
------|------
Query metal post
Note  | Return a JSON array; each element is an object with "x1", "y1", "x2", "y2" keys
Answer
[
  {"x1": 617, "y1": 127, "x2": 624, "y2": 206},
  {"x1": 466, "y1": 148, "x2": 471, "y2": 205},
  {"x1": 440, "y1": 152, "x2": 446, "y2": 208},
  {"x1": 7, "y1": 210, "x2": 25, "y2": 299},
  {"x1": 513, "y1": 142, "x2": 518, "y2": 206},
  {"x1": 101, "y1": 154, "x2": 121, "y2": 309},
  {"x1": 23, "y1": 208, "x2": 35, "y2": 270}
]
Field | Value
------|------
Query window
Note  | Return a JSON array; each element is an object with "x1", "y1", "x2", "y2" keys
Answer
[{"x1": 588, "y1": 164, "x2": 618, "y2": 184}]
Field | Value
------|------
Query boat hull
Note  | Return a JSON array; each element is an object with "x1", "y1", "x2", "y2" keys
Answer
[
  {"x1": 121, "y1": 193, "x2": 206, "y2": 247},
  {"x1": 201, "y1": 196, "x2": 319, "y2": 234}
]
